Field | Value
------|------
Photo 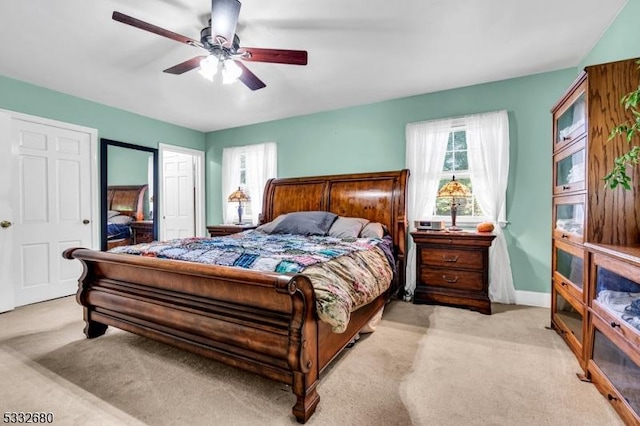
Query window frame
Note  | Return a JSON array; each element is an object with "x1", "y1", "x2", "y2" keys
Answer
[{"x1": 430, "y1": 124, "x2": 506, "y2": 226}]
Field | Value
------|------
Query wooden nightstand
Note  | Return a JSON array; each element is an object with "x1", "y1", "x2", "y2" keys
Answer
[
  {"x1": 411, "y1": 230, "x2": 495, "y2": 314},
  {"x1": 130, "y1": 220, "x2": 154, "y2": 244},
  {"x1": 207, "y1": 224, "x2": 257, "y2": 237}
]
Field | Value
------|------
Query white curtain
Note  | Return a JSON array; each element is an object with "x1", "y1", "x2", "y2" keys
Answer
[
  {"x1": 221, "y1": 142, "x2": 277, "y2": 224},
  {"x1": 405, "y1": 118, "x2": 453, "y2": 296},
  {"x1": 244, "y1": 142, "x2": 277, "y2": 224},
  {"x1": 466, "y1": 110, "x2": 516, "y2": 304}
]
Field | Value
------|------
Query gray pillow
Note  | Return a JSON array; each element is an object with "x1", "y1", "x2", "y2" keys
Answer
[
  {"x1": 359, "y1": 222, "x2": 384, "y2": 238},
  {"x1": 109, "y1": 214, "x2": 133, "y2": 225},
  {"x1": 255, "y1": 213, "x2": 289, "y2": 234},
  {"x1": 107, "y1": 210, "x2": 120, "y2": 219},
  {"x1": 271, "y1": 211, "x2": 338, "y2": 236},
  {"x1": 328, "y1": 216, "x2": 369, "y2": 238}
]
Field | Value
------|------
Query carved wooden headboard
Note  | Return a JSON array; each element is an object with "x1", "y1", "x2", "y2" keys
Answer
[
  {"x1": 107, "y1": 185, "x2": 148, "y2": 222},
  {"x1": 262, "y1": 170, "x2": 409, "y2": 290}
]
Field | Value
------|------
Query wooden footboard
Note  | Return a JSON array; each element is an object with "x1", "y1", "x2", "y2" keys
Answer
[{"x1": 64, "y1": 247, "x2": 341, "y2": 422}]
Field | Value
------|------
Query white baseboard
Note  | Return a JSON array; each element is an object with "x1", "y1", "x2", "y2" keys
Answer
[{"x1": 515, "y1": 290, "x2": 551, "y2": 308}]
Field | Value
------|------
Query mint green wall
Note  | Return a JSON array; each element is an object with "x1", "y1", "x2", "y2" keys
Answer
[
  {"x1": 579, "y1": 0, "x2": 639, "y2": 69},
  {"x1": 206, "y1": 69, "x2": 577, "y2": 294},
  {"x1": 107, "y1": 146, "x2": 151, "y2": 186},
  {"x1": 0, "y1": 75, "x2": 205, "y2": 150}
]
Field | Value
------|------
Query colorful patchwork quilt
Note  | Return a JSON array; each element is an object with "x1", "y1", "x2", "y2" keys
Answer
[{"x1": 110, "y1": 230, "x2": 394, "y2": 332}]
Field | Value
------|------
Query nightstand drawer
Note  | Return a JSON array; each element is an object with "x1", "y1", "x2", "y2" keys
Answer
[
  {"x1": 420, "y1": 249, "x2": 483, "y2": 270},
  {"x1": 420, "y1": 268, "x2": 484, "y2": 291}
]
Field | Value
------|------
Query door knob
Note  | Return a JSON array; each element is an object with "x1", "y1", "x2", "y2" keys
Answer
[
  {"x1": 0, "y1": 220, "x2": 12, "y2": 228},
  {"x1": 83, "y1": 219, "x2": 90, "y2": 224}
]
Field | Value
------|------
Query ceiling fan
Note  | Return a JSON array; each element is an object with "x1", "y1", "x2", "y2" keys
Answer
[{"x1": 112, "y1": 0, "x2": 308, "y2": 90}]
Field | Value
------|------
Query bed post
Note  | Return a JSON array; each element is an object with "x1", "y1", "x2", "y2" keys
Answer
[
  {"x1": 394, "y1": 169, "x2": 409, "y2": 298},
  {"x1": 292, "y1": 377, "x2": 319, "y2": 424},
  {"x1": 83, "y1": 315, "x2": 108, "y2": 338},
  {"x1": 285, "y1": 275, "x2": 320, "y2": 423},
  {"x1": 64, "y1": 248, "x2": 109, "y2": 338}
]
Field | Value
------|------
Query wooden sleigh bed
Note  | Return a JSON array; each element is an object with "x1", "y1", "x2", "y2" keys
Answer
[{"x1": 63, "y1": 169, "x2": 408, "y2": 423}]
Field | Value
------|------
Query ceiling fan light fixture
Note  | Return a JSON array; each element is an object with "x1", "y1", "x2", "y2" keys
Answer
[
  {"x1": 222, "y1": 59, "x2": 242, "y2": 84},
  {"x1": 198, "y1": 55, "x2": 219, "y2": 81}
]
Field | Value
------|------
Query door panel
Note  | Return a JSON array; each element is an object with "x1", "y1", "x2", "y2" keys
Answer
[{"x1": 10, "y1": 117, "x2": 93, "y2": 307}]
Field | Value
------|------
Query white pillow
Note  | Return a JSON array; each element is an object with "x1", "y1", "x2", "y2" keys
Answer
[{"x1": 359, "y1": 222, "x2": 384, "y2": 238}]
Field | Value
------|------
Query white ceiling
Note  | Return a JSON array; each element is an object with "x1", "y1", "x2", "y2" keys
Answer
[{"x1": 0, "y1": 0, "x2": 628, "y2": 132}]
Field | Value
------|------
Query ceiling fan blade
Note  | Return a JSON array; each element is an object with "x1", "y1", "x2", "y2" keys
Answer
[
  {"x1": 238, "y1": 48, "x2": 308, "y2": 65},
  {"x1": 234, "y1": 61, "x2": 266, "y2": 91},
  {"x1": 210, "y1": 0, "x2": 241, "y2": 47},
  {"x1": 112, "y1": 11, "x2": 203, "y2": 49},
  {"x1": 163, "y1": 56, "x2": 208, "y2": 74}
]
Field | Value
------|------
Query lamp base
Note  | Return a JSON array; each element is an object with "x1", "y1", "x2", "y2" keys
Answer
[{"x1": 448, "y1": 226, "x2": 463, "y2": 231}]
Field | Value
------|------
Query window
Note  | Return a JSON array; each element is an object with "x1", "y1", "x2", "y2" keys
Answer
[
  {"x1": 221, "y1": 142, "x2": 277, "y2": 225},
  {"x1": 237, "y1": 151, "x2": 252, "y2": 219},
  {"x1": 239, "y1": 152, "x2": 247, "y2": 186},
  {"x1": 432, "y1": 127, "x2": 485, "y2": 223}
]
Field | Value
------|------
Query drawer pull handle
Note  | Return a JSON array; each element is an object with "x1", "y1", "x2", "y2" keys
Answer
[
  {"x1": 442, "y1": 255, "x2": 459, "y2": 262},
  {"x1": 560, "y1": 233, "x2": 569, "y2": 239},
  {"x1": 610, "y1": 321, "x2": 621, "y2": 329},
  {"x1": 607, "y1": 394, "x2": 618, "y2": 402},
  {"x1": 560, "y1": 281, "x2": 568, "y2": 287},
  {"x1": 442, "y1": 275, "x2": 458, "y2": 283},
  {"x1": 562, "y1": 185, "x2": 571, "y2": 190}
]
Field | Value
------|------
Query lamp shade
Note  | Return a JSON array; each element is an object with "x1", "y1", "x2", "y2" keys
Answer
[
  {"x1": 437, "y1": 176, "x2": 470, "y2": 198},
  {"x1": 437, "y1": 176, "x2": 470, "y2": 231},
  {"x1": 228, "y1": 187, "x2": 250, "y2": 203}
]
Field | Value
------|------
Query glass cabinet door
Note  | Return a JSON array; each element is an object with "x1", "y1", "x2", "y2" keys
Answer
[
  {"x1": 552, "y1": 282, "x2": 584, "y2": 363},
  {"x1": 553, "y1": 137, "x2": 586, "y2": 194},
  {"x1": 554, "y1": 288, "x2": 584, "y2": 345},
  {"x1": 592, "y1": 253, "x2": 640, "y2": 335},
  {"x1": 553, "y1": 194, "x2": 585, "y2": 244},
  {"x1": 554, "y1": 82, "x2": 586, "y2": 151},
  {"x1": 553, "y1": 239, "x2": 584, "y2": 300},
  {"x1": 592, "y1": 327, "x2": 640, "y2": 416}
]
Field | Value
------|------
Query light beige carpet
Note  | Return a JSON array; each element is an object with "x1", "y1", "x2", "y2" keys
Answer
[{"x1": 0, "y1": 296, "x2": 623, "y2": 425}]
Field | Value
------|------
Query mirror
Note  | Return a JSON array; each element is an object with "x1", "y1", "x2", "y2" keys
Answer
[{"x1": 100, "y1": 138, "x2": 158, "y2": 251}]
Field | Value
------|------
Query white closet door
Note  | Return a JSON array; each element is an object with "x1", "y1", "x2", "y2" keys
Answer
[
  {"x1": 161, "y1": 151, "x2": 195, "y2": 240},
  {"x1": 0, "y1": 112, "x2": 96, "y2": 310}
]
